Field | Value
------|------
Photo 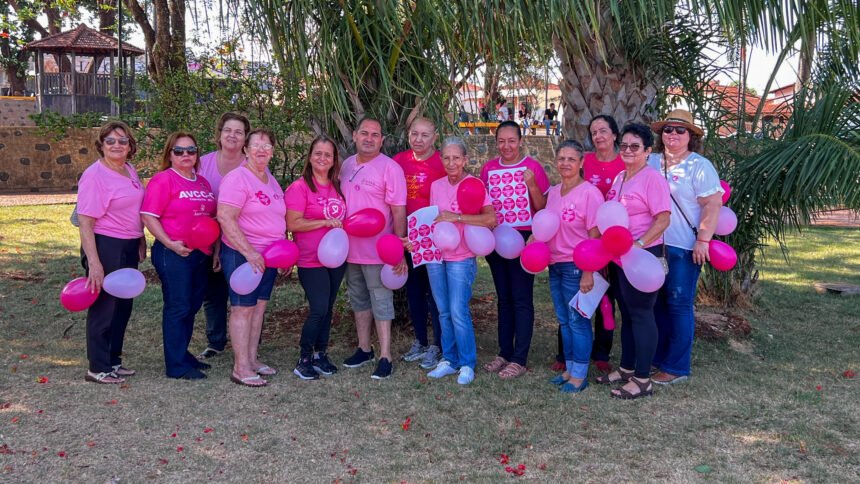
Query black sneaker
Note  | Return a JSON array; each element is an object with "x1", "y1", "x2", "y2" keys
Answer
[
  {"x1": 343, "y1": 348, "x2": 375, "y2": 368},
  {"x1": 293, "y1": 357, "x2": 320, "y2": 380},
  {"x1": 193, "y1": 361, "x2": 212, "y2": 370},
  {"x1": 313, "y1": 352, "x2": 338, "y2": 375},
  {"x1": 371, "y1": 358, "x2": 392, "y2": 380},
  {"x1": 177, "y1": 368, "x2": 207, "y2": 380}
]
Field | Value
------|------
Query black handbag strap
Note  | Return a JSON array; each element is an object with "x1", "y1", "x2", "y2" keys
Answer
[{"x1": 662, "y1": 155, "x2": 698, "y2": 237}]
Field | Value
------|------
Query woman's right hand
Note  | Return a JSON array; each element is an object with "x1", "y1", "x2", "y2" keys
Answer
[
  {"x1": 325, "y1": 218, "x2": 343, "y2": 228},
  {"x1": 168, "y1": 239, "x2": 192, "y2": 257},
  {"x1": 86, "y1": 261, "x2": 105, "y2": 293},
  {"x1": 245, "y1": 250, "x2": 266, "y2": 274}
]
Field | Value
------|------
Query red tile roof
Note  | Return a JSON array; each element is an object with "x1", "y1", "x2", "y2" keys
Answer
[{"x1": 24, "y1": 23, "x2": 144, "y2": 55}]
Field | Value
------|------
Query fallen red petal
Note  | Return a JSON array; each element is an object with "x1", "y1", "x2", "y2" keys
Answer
[
  {"x1": 204, "y1": 428, "x2": 213, "y2": 433},
  {"x1": 11, "y1": 417, "x2": 18, "y2": 423},
  {"x1": 176, "y1": 446, "x2": 183, "y2": 452},
  {"x1": 57, "y1": 451, "x2": 66, "y2": 457}
]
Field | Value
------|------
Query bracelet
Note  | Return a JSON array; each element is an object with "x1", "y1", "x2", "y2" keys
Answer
[
  {"x1": 696, "y1": 239, "x2": 710, "y2": 243},
  {"x1": 458, "y1": 214, "x2": 462, "y2": 222}
]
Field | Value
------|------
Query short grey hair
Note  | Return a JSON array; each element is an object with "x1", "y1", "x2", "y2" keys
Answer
[
  {"x1": 555, "y1": 139, "x2": 584, "y2": 159},
  {"x1": 441, "y1": 137, "x2": 468, "y2": 157}
]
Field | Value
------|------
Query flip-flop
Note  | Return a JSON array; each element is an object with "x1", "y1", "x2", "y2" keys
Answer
[
  {"x1": 255, "y1": 365, "x2": 277, "y2": 376},
  {"x1": 652, "y1": 374, "x2": 688, "y2": 386},
  {"x1": 230, "y1": 374, "x2": 267, "y2": 387},
  {"x1": 85, "y1": 371, "x2": 125, "y2": 384}
]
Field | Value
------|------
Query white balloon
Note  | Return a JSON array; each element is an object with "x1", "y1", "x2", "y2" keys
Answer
[
  {"x1": 493, "y1": 225, "x2": 525, "y2": 259},
  {"x1": 464, "y1": 225, "x2": 495, "y2": 256},
  {"x1": 318, "y1": 228, "x2": 349, "y2": 268},
  {"x1": 230, "y1": 262, "x2": 263, "y2": 295},
  {"x1": 433, "y1": 221, "x2": 461, "y2": 250},
  {"x1": 532, "y1": 209, "x2": 561, "y2": 242},
  {"x1": 380, "y1": 264, "x2": 407, "y2": 289},
  {"x1": 619, "y1": 247, "x2": 665, "y2": 292},
  {"x1": 714, "y1": 206, "x2": 738, "y2": 235},
  {"x1": 596, "y1": 201, "x2": 629, "y2": 233},
  {"x1": 102, "y1": 268, "x2": 146, "y2": 299}
]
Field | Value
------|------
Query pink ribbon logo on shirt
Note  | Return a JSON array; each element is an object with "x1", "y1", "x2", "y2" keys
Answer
[
  {"x1": 255, "y1": 191, "x2": 271, "y2": 205},
  {"x1": 324, "y1": 199, "x2": 346, "y2": 220}
]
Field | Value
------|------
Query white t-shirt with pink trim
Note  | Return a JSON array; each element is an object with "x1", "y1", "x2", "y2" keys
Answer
[
  {"x1": 198, "y1": 151, "x2": 246, "y2": 198},
  {"x1": 140, "y1": 169, "x2": 217, "y2": 254},
  {"x1": 546, "y1": 181, "x2": 604, "y2": 264},
  {"x1": 429, "y1": 175, "x2": 492, "y2": 261},
  {"x1": 284, "y1": 178, "x2": 347, "y2": 268},
  {"x1": 76, "y1": 160, "x2": 145, "y2": 239},
  {"x1": 605, "y1": 166, "x2": 671, "y2": 248},
  {"x1": 218, "y1": 167, "x2": 286, "y2": 252}
]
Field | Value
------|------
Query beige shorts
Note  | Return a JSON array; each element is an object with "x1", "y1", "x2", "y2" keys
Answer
[{"x1": 345, "y1": 263, "x2": 394, "y2": 321}]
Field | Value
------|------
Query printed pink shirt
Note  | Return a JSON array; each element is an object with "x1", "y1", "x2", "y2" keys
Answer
[
  {"x1": 76, "y1": 160, "x2": 145, "y2": 239},
  {"x1": 392, "y1": 149, "x2": 446, "y2": 215},
  {"x1": 285, "y1": 178, "x2": 347, "y2": 268},
  {"x1": 140, "y1": 169, "x2": 217, "y2": 254},
  {"x1": 339, "y1": 153, "x2": 407, "y2": 264},
  {"x1": 480, "y1": 156, "x2": 550, "y2": 232},
  {"x1": 429, "y1": 175, "x2": 492, "y2": 261},
  {"x1": 605, "y1": 166, "x2": 671, "y2": 248},
  {"x1": 545, "y1": 182, "x2": 604, "y2": 264},
  {"x1": 198, "y1": 151, "x2": 246, "y2": 198},
  {"x1": 218, "y1": 167, "x2": 286, "y2": 252},
  {"x1": 583, "y1": 152, "x2": 625, "y2": 196}
]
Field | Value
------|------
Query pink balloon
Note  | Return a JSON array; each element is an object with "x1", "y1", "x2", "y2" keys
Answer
[
  {"x1": 376, "y1": 233, "x2": 404, "y2": 266},
  {"x1": 573, "y1": 239, "x2": 612, "y2": 272},
  {"x1": 464, "y1": 225, "x2": 495, "y2": 256},
  {"x1": 433, "y1": 221, "x2": 461, "y2": 250},
  {"x1": 596, "y1": 201, "x2": 629, "y2": 233},
  {"x1": 532, "y1": 209, "x2": 560, "y2": 242},
  {"x1": 493, "y1": 225, "x2": 525, "y2": 259},
  {"x1": 262, "y1": 239, "x2": 299, "y2": 268},
  {"x1": 186, "y1": 216, "x2": 220, "y2": 250},
  {"x1": 709, "y1": 240, "x2": 737, "y2": 271},
  {"x1": 318, "y1": 228, "x2": 349, "y2": 268},
  {"x1": 599, "y1": 295, "x2": 615, "y2": 330},
  {"x1": 457, "y1": 177, "x2": 486, "y2": 215},
  {"x1": 601, "y1": 226, "x2": 634, "y2": 256},
  {"x1": 381, "y1": 264, "x2": 407, "y2": 289},
  {"x1": 714, "y1": 206, "x2": 738, "y2": 236},
  {"x1": 343, "y1": 208, "x2": 386, "y2": 237},
  {"x1": 230, "y1": 262, "x2": 263, "y2": 295},
  {"x1": 60, "y1": 277, "x2": 100, "y2": 312},
  {"x1": 619, "y1": 247, "x2": 665, "y2": 292},
  {"x1": 521, "y1": 241, "x2": 551, "y2": 273},
  {"x1": 720, "y1": 180, "x2": 731, "y2": 204},
  {"x1": 103, "y1": 268, "x2": 146, "y2": 299}
]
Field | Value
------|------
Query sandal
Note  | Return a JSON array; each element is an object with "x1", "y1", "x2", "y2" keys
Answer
[
  {"x1": 230, "y1": 374, "x2": 267, "y2": 387},
  {"x1": 255, "y1": 365, "x2": 277, "y2": 376},
  {"x1": 596, "y1": 367, "x2": 633, "y2": 385},
  {"x1": 111, "y1": 365, "x2": 136, "y2": 376},
  {"x1": 610, "y1": 377, "x2": 653, "y2": 400},
  {"x1": 85, "y1": 371, "x2": 125, "y2": 384},
  {"x1": 498, "y1": 362, "x2": 527, "y2": 378},
  {"x1": 482, "y1": 356, "x2": 508, "y2": 372}
]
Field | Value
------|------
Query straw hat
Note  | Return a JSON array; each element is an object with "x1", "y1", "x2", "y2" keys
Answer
[{"x1": 650, "y1": 109, "x2": 703, "y2": 136}]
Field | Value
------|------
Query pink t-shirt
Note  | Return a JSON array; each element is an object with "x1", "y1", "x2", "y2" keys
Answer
[
  {"x1": 480, "y1": 156, "x2": 550, "y2": 232},
  {"x1": 429, "y1": 175, "x2": 492, "y2": 261},
  {"x1": 583, "y1": 152, "x2": 626, "y2": 196},
  {"x1": 392, "y1": 150, "x2": 446, "y2": 215},
  {"x1": 198, "y1": 151, "x2": 247, "y2": 198},
  {"x1": 605, "y1": 166, "x2": 671, "y2": 248},
  {"x1": 140, "y1": 169, "x2": 217, "y2": 254},
  {"x1": 76, "y1": 160, "x2": 145, "y2": 239},
  {"x1": 545, "y1": 182, "x2": 604, "y2": 264},
  {"x1": 284, "y1": 178, "x2": 347, "y2": 268},
  {"x1": 339, "y1": 153, "x2": 407, "y2": 264},
  {"x1": 218, "y1": 167, "x2": 286, "y2": 252}
]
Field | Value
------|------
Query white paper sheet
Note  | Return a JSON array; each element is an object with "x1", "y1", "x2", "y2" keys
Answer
[
  {"x1": 407, "y1": 206, "x2": 442, "y2": 267},
  {"x1": 569, "y1": 272, "x2": 609, "y2": 319}
]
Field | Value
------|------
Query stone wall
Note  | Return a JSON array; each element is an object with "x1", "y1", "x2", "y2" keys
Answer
[
  {"x1": 0, "y1": 127, "x2": 99, "y2": 192},
  {"x1": 462, "y1": 134, "x2": 561, "y2": 184},
  {"x1": 0, "y1": 98, "x2": 38, "y2": 127}
]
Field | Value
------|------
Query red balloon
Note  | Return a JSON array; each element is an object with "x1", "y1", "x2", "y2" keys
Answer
[
  {"x1": 720, "y1": 180, "x2": 731, "y2": 204},
  {"x1": 521, "y1": 241, "x2": 551, "y2": 273},
  {"x1": 601, "y1": 226, "x2": 634, "y2": 256},
  {"x1": 186, "y1": 217, "x2": 220, "y2": 250},
  {"x1": 61, "y1": 277, "x2": 100, "y2": 312},
  {"x1": 343, "y1": 208, "x2": 386, "y2": 237},
  {"x1": 573, "y1": 239, "x2": 612, "y2": 272},
  {"x1": 262, "y1": 239, "x2": 299, "y2": 268},
  {"x1": 376, "y1": 233, "x2": 404, "y2": 266},
  {"x1": 709, "y1": 240, "x2": 737, "y2": 271},
  {"x1": 456, "y1": 177, "x2": 486, "y2": 215}
]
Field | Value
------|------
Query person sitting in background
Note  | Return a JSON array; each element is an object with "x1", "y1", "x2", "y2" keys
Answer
[{"x1": 544, "y1": 103, "x2": 559, "y2": 136}]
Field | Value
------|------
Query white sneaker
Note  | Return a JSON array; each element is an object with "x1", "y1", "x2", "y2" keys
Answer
[
  {"x1": 427, "y1": 360, "x2": 457, "y2": 378},
  {"x1": 457, "y1": 366, "x2": 475, "y2": 385}
]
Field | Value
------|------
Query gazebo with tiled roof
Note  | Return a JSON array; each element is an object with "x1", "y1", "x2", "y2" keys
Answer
[{"x1": 24, "y1": 23, "x2": 144, "y2": 117}]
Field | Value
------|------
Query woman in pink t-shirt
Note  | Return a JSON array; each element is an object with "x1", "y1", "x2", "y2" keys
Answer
[
  {"x1": 597, "y1": 123, "x2": 670, "y2": 400},
  {"x1": 76, "y1": 121, "x2": 146, "y2": 384},
  {"x1": 218, "y1": 129, "x2": 286, "y2": 387},
  {"x1": 285, "y1": 136, "x2": 347, "y2": 380},
  {"x1": 424, "y1": 138, "x2": 496, "y2": 385},
  {"x1": 141, "y1": 132, "x2": 217, "y2": 381}
]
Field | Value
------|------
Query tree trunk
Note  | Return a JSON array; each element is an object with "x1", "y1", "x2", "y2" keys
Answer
[
  {"x1": 98, "y1": 0, "x2": 118, "y2": 33},
  {"x1": 796, "y1": 29, "x2": 816, "y2": 90},
  {"x1": 124, "y1": 0, "x2": 187, "y2": 83}
]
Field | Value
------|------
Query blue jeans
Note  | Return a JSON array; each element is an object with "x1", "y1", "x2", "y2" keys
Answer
[
  {"x1": 152, "y1": 241, "x2": 208, "y2": 377},
  {"x1": 406, "y1": 256, "x2": 441, "y2": 347},
  {"x1": 653, "y1": 246, "x2": 702, "y2": 376},
  {"x1": 202, "y1": 258, "x2": 228, "y2": 351},
  {"x1": 548, "y1": 262, "x2": 592, "y2": 379},
  {"x1": 427, "y1": 258, "x2": 478, "y2": 369},
  {"x1": 485, "y1": 230, "x2": 535, "y2": 366}
]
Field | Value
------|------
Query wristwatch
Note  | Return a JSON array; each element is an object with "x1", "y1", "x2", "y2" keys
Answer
[
  {"x1": 635, "y1": 238, "x2": 644, "y2": 248},
  {"x1": 458, "y1": 214, "x2": 462, "y2": 222}
]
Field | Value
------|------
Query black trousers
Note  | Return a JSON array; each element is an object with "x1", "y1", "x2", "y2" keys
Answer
[
  {"x1": 611, "y1": 246, "x2": 662, "y2": 379},
  {"x1": 297, "y1": 264, "x2": 347, "y2": 358}
]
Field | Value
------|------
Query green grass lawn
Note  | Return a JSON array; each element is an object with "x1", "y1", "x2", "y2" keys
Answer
[{"x1": 1, "y1": 204, "x2": 857, "y2": 482}]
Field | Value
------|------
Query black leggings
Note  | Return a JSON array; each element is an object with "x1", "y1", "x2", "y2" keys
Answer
[
  {"x1": 297, "y1": 264, "x2": 347, "y2": 358},
  {"x1": 611, "y1": 246, "x2": 661, "y2": 379}
]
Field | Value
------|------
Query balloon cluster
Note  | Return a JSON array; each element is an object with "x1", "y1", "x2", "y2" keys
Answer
[
  {"x1": 61, "y1": 268, "x2": 147, "y2": 311},
  {"x1": 708, "y1": 180, "x2": 738, "y2": 271}
]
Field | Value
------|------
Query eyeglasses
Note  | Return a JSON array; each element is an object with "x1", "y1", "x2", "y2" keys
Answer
[
  {"x1": 662, "y1": 126, "x2": 688, "y2": 134},
  {"x1": 103, "y1": 137, "x2": 129, "y2": 146},
  {"x1": 171, "y1": 146, "x2": 199, "y2": 156},
  {"x1": 248, "y1": 143, "x2": 274, "y2": 151},
  {"x1": 618, "y1": 143, "x2": 642, "y2": 152}
]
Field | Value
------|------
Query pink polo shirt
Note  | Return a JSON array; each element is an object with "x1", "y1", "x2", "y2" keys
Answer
[
  {"x1": 76, "y1": 160, "x2": 145, "y2": 239},
  {"x1": 480, "y1": 156, "x2": 550, "y2": 232},
  {"x1": 140, "y1": 169, "x2": 217, "y2": 254},
  {"x1": 429, "y1": 175, "x2": 492, "y2": 261},
  {"x1": 284, "y1": 178, "x2": 347, "y2": 268},
  {"x1": 605, "y1": 166, "x2": 671, "y2": 248},
  {"x1": 198, "y1": 151, "x2": 246, "y2": 198},
  {"x1": 583, "y1": 152, "x2": 625, "y2": 196},
  {"x1": 392, "y1": 149, "x2": 446, "y2": 215},
  {"x1": 546, "y1": 182, "x2": 604, "y2": 264},
  {"x1": 339, "y1": 153, "x2": 407, "y2": 264},
  {"x1": 218, "y1": 167, "x2": 286, "y2": 252}
]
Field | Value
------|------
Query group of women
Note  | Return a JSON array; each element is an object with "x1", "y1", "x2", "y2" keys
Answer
[{"x1": 76, "y1": 108, "x2": 722, "y2": 398}]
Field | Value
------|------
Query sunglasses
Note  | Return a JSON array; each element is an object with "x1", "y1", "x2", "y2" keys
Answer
[
  {"x1": 662, "y1": 126, "x2": 688, "y2": 134},
  {"x1": 103, "y1": 137, "x2": 129, "y2": 146},
  {"x1": 619, "y1": 143, "x2": 642, "y2": 152},
  {"x1": 171, "y1": 146, "x2": 199, "y2": 156}
]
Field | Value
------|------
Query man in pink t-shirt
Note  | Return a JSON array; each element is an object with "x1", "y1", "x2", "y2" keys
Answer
[{"x1": 338, "y1": 117, "x2": 407, "y2": 380}]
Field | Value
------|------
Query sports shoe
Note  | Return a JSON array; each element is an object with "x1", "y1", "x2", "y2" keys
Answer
[
  {"x1": 419, "y1": 345, "x2": 441, "y2": 369},
  {"x1": 457, "y1": 366, "x2": 475, "y2": 385},
  {"x1": 177, "y1": 368, "x2": 207, "y2": 380},
  {"x1": 313, "y1": 352, "x2": 338, "y2": 375},
  {"x1": 402, "y1": 340, "x2": 428, "y2": 362},
  {"x1": 343, "y1": 347, "x2": 375, "y2": 368},
  {"x1": 293, "y1": 357, "x2": 320, "y2": 380},
  {"x1": 371, "y1": 358, "x2": 392, "y2": 380},
  {"x1": 427, "y1": 360, "x2": 457, "y2": 378},
  {"x1": 197, "y1": 347, "x2": 223, "y2": 359}
]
